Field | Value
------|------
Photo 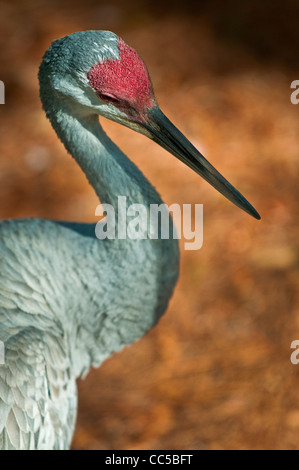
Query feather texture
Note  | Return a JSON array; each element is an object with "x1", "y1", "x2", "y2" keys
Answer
[{"x1": 0, "y1": 30, "x2": 179, "y2": 449}]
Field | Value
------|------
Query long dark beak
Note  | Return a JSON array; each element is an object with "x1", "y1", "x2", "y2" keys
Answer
[{"x1": 142, "y1": 105, "x2": 260, "y2": 220}]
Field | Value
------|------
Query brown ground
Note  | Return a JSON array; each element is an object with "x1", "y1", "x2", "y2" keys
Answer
[{"x1": 0, "y1": 0, "x2": 299, "y2": 450}]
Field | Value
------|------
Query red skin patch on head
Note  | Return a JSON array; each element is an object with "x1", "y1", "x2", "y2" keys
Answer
[{"x1": 87, "y1": 38, "x2": 155, "y2": 119}]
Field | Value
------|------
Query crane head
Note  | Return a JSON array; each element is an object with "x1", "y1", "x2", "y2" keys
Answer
[
  {"x1": 40, "y1": 31, "x2": 260, "y2": 220},
  {"x1": 87, "y1": 37, "x2": 155, "y2": 122}
]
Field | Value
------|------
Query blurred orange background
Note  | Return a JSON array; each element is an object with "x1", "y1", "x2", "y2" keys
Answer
[{"x1": 0, "y1": 0, "x2": 299, "y2": 450}]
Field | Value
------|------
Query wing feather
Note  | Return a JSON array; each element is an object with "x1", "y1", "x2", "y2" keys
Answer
[{"x1": 0, "y1": 329, "x2": 77, "y2": 449}]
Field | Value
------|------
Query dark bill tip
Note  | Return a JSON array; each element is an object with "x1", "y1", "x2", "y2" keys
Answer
[{"x1": 143, "y1": 106, "x2": 261, "y2": 220}]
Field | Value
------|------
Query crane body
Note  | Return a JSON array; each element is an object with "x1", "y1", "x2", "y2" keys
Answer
[{"x1": 0, "y1": 30, "x2": 259, "y2": 449}]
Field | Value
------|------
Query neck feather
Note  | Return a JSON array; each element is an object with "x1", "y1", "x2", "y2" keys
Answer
[{"x1": 46, "y1": 101, "x2": 163, "y2": 212}]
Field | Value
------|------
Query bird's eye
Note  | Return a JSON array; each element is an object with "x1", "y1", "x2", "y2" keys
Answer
[{"x1": 98, "y1": 93, "x2": 119, "y2": 104}]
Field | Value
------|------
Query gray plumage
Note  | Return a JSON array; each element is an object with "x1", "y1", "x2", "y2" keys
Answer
[
  {"x1": 0, "y1": 30, "x2": 259, "y2": 450},
  {"x1": 0, "y1": 31, "x2": 179, "y2": 450}
]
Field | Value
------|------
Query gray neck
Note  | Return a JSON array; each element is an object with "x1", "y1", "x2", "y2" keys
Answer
[
  {"x1": 38, "y1": 88, "x2": 180, "y2": 377},
  {"x1": 45, "y1": 101, "x2": 164, "y2": 213}
]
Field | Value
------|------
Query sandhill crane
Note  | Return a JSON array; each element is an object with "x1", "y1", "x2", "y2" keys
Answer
[{"x1": 0, "y1": 30, "x2": 260, "y2": 450}]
